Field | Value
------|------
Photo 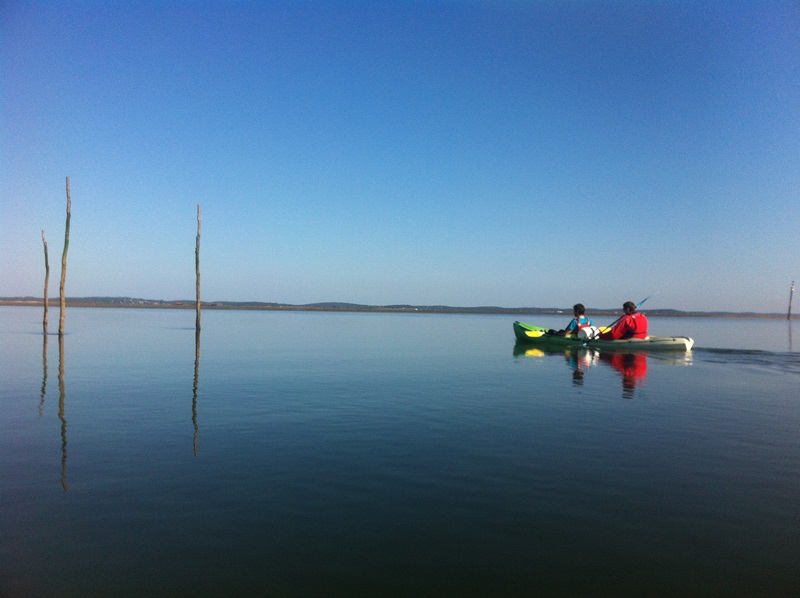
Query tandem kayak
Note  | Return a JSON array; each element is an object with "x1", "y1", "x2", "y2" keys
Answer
[{"x1": 513, "y1": 321, "x2": 694, "y2": 351}]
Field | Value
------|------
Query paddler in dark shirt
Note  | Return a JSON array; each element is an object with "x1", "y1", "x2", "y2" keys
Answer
[{"x1": 549, "y1": 303, "x2": 593, "y2": 336}]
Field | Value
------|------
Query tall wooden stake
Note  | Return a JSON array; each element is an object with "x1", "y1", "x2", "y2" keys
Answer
[
  {"x1": 193, "y1": 204, "x2": 202, "y2": 454},
  {"x1": 42, "y1": 230, "x2": 50, "y2": 332},
  {"x1": 195, "y1": 204, "x2": 201, "y2": 332},
  {"x1": 58, "y1": 177, "x2": 71, "y2": 337},
  {"x1": 789, "y1": 281, "x2": 795, "y2": 320}
]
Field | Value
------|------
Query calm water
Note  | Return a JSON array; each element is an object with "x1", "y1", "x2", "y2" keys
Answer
[{"x1": 1, "y1": 307, "x2": 798, "y2": 596}]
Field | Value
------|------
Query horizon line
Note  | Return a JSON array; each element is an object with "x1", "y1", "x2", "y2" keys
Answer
[{"x1": 0, "y1": 296, "x2": 794, "y2": 318}]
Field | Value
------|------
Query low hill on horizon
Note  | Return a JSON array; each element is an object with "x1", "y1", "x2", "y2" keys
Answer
[{"x1": 0, "y1": 295, "x2": 791, "y2": 318}]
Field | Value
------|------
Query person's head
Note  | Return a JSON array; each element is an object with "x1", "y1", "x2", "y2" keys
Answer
[
  {"x1": 573, "y1": 303, "x2": 585, "y2": 316},
  {"x1": 623, "y1": 301, "x2": 636, "y2": 314}
]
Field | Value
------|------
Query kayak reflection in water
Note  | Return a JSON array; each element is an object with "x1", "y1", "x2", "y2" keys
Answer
[
  {"x1": 599, "y1": 352, "x2": 648, "y2": 399},
  {"x1": 514, "y1": 345, "x2": 650, "y2": 397}
]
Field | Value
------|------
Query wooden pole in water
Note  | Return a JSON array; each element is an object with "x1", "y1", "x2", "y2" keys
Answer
[
  {"x1": 42, "y1": 230, "x2": 49, "y2": 332},
  {"x1": 58, "y1": 177, "x2": 71, "y2": 337},
  {"x1": 789, "y1": 281, "x2": 795, "y2": 320},
  {"x1": 195, "y1": 204, "x2": 201, "y2": 332}
]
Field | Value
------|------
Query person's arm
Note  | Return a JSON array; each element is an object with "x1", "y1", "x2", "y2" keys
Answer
[
  {"x1": 603, "y1": 315, "x2": 631, "y2": 339},
  {"x1": 611, "y1": 316, "x2": 633, "y2": 339},
  {"x1": 559, "y1": 318, "x2": 580, "y2": 336}
]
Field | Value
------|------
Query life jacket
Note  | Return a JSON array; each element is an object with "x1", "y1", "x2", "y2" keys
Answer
[
  {"x1": 628, "y1": 313, "x2": 648, "y2": 339},
  {"x1": 574, "y1": 316, "x2": 591, "y2": 330}
]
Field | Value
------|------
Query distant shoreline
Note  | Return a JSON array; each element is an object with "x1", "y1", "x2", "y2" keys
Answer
[{"x1": 1, "y1": 299, "x2": 795, "y2": 319}]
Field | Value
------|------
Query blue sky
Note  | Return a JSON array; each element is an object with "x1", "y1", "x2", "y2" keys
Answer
[{"x1": 2, "y1": 1, "x2": 798, "y2": 313}]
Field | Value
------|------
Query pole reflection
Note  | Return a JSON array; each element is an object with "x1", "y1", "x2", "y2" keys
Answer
[
  {"x1": 39, "y1": 330, "x2": 48, "y2": 416},
  {"x1": 58, "y1": 334, "x2": 68, "y2": 492},
  {"x1": 192, "y1": 327, "x2": 200, "y2": 456}
]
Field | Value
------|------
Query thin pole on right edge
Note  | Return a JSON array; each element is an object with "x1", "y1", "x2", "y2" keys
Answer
[
  {"x1": 42, "y1": 230, "x2": 49, "y2": 333},
  {"x1": 195, "y1": 204, "x2": 201, "y2": 332},
  {"x1": 789, "y1": 281, "x2": 795, "y2": 320}
]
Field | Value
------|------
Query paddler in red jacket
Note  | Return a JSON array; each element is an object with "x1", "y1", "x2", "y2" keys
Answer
[{"x1": 600, "y1": 301, "x2": 648, "y2": 340}]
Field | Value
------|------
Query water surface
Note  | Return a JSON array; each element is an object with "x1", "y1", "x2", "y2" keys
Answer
[{"x1": 1, "y1": 307, "x2": 798, "y2": 595}]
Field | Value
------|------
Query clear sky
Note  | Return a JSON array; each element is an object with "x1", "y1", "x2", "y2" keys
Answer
[{"x1": 2, "y1": 1, "x2": 798, "y2": 313}]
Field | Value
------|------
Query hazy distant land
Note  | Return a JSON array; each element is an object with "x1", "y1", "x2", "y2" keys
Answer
[{"x1": 0, "y1": 296, "x2": 795, "y2": 319}]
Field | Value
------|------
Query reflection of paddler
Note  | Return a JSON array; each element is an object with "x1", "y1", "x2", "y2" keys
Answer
[
  {"x1": 565, "y1": 348, "x2": 598, "y2": 386},
  {"x1": 601, "y1": 352, "x2": 648, "y2": 398},
  {"x1": 567, "y1": 348, "x2": 598, "y2": 372}
]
